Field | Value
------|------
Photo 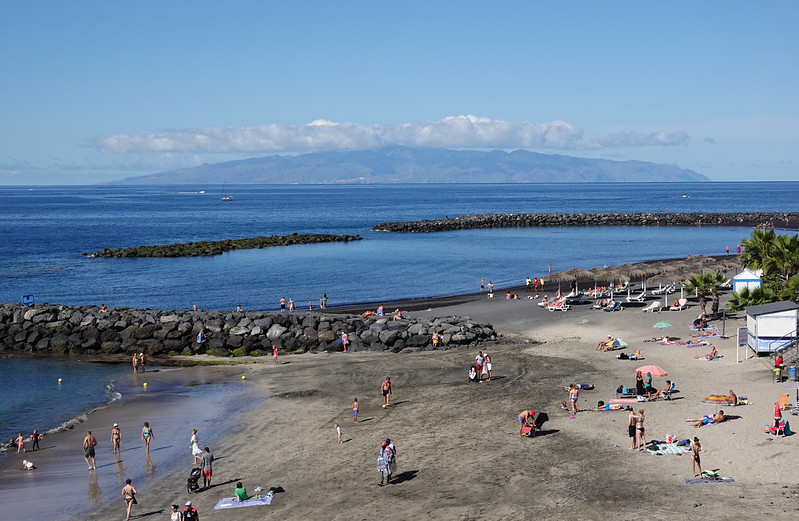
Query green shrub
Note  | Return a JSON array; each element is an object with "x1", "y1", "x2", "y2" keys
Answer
[
  {"x1": 249, "y1": 349, "x2": 265, "y2": 357},
  {"x1": 231, "y1": 347, "x2": 248, "y2": 357}
]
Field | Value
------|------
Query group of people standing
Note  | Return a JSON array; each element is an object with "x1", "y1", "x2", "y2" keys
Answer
[
  {"x1": 471, "y1": 351, "x2": 492, "y2": 382},
  {"x1": 131, "y1": 352, "x2": 147, "y2": 373}
]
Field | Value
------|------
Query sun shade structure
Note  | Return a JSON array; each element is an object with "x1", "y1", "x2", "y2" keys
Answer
[
  {"x1": 653, "y1": 321, "x2": 672, "y2": 329},
  {"x1": 636, "y1": 365, "x2": 668, "y2": 377}
]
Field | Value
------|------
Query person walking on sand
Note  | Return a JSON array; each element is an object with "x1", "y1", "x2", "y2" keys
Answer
[
  {"x1": 183, "y1": 501, "x2": 199, "y2": 521},
  {"x1": 628, "y1": 409, "x2": 637, "y2": 450},
  {"x1": 518, "y1": 409, "x2": 535, "y2": 437},
  {"x1": 201, "y1": 446, "x2": 214, "y2": 489},
  {"x1": 381, "y1": 377, "x2": 392, "y2": 407},
  {"x1": 272, "y1": 344, "x2": 278, "y2": 366},
  {"x1": 111, "y1": 423, "x2": 121, "y2": 455},
  {"x1": 353, "y1": 398, "x2": 359, "y2": 423},
  {"x1": 335, "y1": 423, "x2": 342, "y2": 443},
  {"x1": 568, "y1": 384, "x2": 579, "y2": 418},
  {"x1": 122, "y1": 478, "x2": 137, "y2": 521},
  {"x1": 140, "y1": 422, "x2": 153, "y2": 453},
  {"x1": 690, "y1": 437, "x2": 702, "y2": 477},
  {"x1": 83, "y1": 431, "x2": 97, "y2": 470},
  {"x1": 341, "y1": 331, "x2": 349, "y2": 352},
  {"x1": 190, "y1": 429, "x2": 202, "y2": 465}
]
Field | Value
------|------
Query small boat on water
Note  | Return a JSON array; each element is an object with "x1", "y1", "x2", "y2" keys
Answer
[{"x1": 221, "y1": 180, "x2": 233, "y2": 201}]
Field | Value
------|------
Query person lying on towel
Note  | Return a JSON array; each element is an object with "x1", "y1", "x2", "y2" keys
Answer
[{"x1": 686, "y1": 410, "x2": 726, "y2": 427}]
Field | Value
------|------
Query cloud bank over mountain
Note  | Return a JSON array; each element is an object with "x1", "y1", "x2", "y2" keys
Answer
[{"x1": 95, "y1": 115, "x2": 689, "y2": 155}]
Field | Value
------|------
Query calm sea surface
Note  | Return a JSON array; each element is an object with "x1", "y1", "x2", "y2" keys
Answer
[{"x1": 0, "y1": 182, "x2": 797, "y2": 440}]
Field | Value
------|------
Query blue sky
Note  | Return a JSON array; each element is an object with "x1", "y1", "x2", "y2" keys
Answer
[{"x1": 1, "y1": 1, "x2": 796, "y2": 184}]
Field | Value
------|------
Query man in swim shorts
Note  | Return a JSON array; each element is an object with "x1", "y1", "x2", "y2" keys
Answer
[
  {"x1": 381, "y1": 377, "x2": 392, "y2": 406},
  {"x1": 352, "y1": 398, "x2": 359, "y2": 423},
  {"x1": 201, "y1": 446, "x2": 214, "y2": 489},
  {"x1": 83, "y1": 431, "x2": 97, "y2": 470},
  {"x1": 474, "y1": 351, "x2": 485, "y2": 382},
  {"x1": 568, "y1": 384, "x2": 579, "y2": 417},
  {"x1": 518, "y1": 410, "x2": 535, "y2": 437}
]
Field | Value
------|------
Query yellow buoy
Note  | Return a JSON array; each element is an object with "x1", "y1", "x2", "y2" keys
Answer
[
  {"x1": 143, "y1": 382, "x2": 148, "y2": 387},
  {"x1": 241, "y1": 375, "x2": 246, "y2": 380},
  {"x1": 58, "y1": 378, "x2": 62, "y2": 383}
]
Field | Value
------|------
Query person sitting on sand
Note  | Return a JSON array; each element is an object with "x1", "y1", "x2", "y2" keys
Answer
[
  {"x1": 694, "y1": 346, "x2": 719, "y2": 360},
  {"x1": 693, "y1": 313, "x2": 708, "y2": 329},
  {"x1": 596, "y1": 335, "x2": 613, "y2": 351},
  {"x1": 376, "y1": 304, "x2": 385, "y2": 316},
  {"x1": 538, "y1": 296, "x2": 549, "y2": 307},
  {"x1": 686, "y1": 410, "x2": 726, "y2": 427},
  {"x1": 505, "y1": 291, "x2": 512, "y2": 299},
  {"x1": 468, "y1": 366, "x2": 478, "y2": 382},
  {"x1": 392, "y1": 309, "x2": 403, "y2": 321},
  {"x1": 728, "y1": 390, "x2": 738, "y2": 406},
  {"x1": 234, "y1": 481, "x2": 251, "y2": 502},
  {"x1": 99, "y1": 304, "x2": 108, "y2": 313}
]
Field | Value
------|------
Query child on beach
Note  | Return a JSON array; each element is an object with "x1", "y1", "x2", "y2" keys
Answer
[
  {"x1": 335, "y1": 423, "x2": 342, "y2": 443},
  {"x1": 353, "y1": 398, "x2": 359, "y2": 423}
]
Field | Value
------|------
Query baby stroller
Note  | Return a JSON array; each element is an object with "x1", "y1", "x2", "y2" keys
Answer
[
  {"x1": 468, "y1": 366, "x2": 479, "y2": 382},
  {"x1": 187, "y1": 467, "x2": 202, "y2": 493}
]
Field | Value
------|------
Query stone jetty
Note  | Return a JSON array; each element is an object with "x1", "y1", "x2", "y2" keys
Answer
[
  {"x1": 0, "y1": 303, "x2": 496, "y2": 357},
  {"x1": 373, "y1": 212, "x2": 799, "y2": 232}
]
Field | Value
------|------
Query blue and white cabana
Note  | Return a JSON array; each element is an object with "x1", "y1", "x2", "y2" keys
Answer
[
  {"x1": 745, "y1": 301, "x2": 798, "y2": 354},
  {"x1": 733, "y1": 269, "x2": 762, "y2": 294}
]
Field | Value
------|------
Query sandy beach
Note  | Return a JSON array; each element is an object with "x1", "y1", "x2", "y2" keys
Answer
[{"x1": 4, "y1": 275, "x2": 798, "y2": 521}]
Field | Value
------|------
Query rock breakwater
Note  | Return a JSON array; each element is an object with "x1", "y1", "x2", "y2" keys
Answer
[
  {"x1": 0, "y1": 303, "x2": 496, "y2": 357},
  {"x1": 373, "y1": 212, "x2": 799, "y2": 232}
]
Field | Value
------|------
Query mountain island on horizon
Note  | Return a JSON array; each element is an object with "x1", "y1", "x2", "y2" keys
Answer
[{"x1": 111, "y1": 146, "x2": 709, "y2": 185}]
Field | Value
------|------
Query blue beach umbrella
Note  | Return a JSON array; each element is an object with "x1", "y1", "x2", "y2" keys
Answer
[{"x1": 653, "y1": 321, "x2": 672, "y2": 329}]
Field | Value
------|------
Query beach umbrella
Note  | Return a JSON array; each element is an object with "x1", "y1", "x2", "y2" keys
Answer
[
  {"x1": 547, "y1": 271, "x2": 575, "y2": 294},
  {"x1": 604, "y1": 338, "x2": 629, "y2": 348},
  {"x1": 784, "y1": 381, "x2": 799, "y2": 402},
  {"x1": 636, "y1": 365, "x2": 668, "y2": 377},
  {"x1": 653, "y1": 321, "x2": 672, "y2": 329},
  {"x1": 564, "y1": 268, "x2": 593, "y2": 292},
  {"x1": 702, "y1": 394, "x2": 733, "y2": 411}
]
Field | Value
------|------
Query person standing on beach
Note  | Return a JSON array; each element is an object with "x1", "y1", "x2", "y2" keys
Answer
[
  {"x1": 690, "y1": 437, "x2": 702, "y2": 477},
  {"x1": 548, "y1": 264, "x2": 552, "y2": 274},
  {"x1": 568, "y1": 384, "x2": 579, "y2": 418},
  {"x1": 627, "y1": 409, "x2": 637, "y2": 450},
  {"x1": 197, "y1": 328, "x2": 206, "y2": 345},
  {"x1": 272, "y1": 344, "x2": 278, "y2": 366},
  {"x1": 381, "y1": 377, "x2": 392, "y2": 407},
  {"x1": 474, "y1": 351, "x2": 485, "y2": 382},
  {"x1": 111, "y1": 423, "x2": 121, "y2": 455},
  {"x1": 526, "y1": 277, "x2": 532, "y2": 292},
  {"x1": 190, "y1": 429, "x2": 202, "y2": 465},
  {"x1": 341, "y1": 331, "x2": 349, "y2": 352},
  {"x1": 280, "y1": 297, "x2": 286, "y2": 312},
  {"x1": 139, "y1": 352, "x2": 146, "y2": 372},
  {"x1": 487, "y1": 281, "x2": 493, "y2": 293},
  {"x1": 335, "y1": 423, "x2": 342, "y2": 443},
  {"x1": 289, "y1": 297, "x2": 295, "y2": 311},
  {"x1": 353, "y1": 398, "x2": 359, "y2": 423},
  {"x1": 31, "y1": 429, "x2": 40, "y2": 451},
  {"x1": 201, "y1": 446, "x2": 214, "y2": 489},
  {"x1": 480, "y1": 278, "x2": 485, "y2": 292},
  {"x1": 83, "y1": 431, "x2": 97, "y2": 470},
  {"x1": 122, "y1": 478, "x2": 137, "y2": 521},
  {"x1": 183, "y1": 501, "x2": 199, "y2": 521},
  {"x1": 484, "y1": 353, "x2": 493, "y2": 380},
  {"x1": 132, "y1": 353, "x2": 139, "y2": 374},
  {"x1": 635, "y1": 409, "x2": 646, "y2": 451},
  {"x1": 16, "y1": 432, "x2": 26, "y2": 453},
  {"x1": 518, "y1": 410, "x2": 534, "y2": 437},
  {"x1": 141, "y1": 422, "x2": 153, "y2": 454},
  {"x1": 323, "y1": 293, "x2": 328, "y2": 308},
  {"x1": 308, "y1": 299, "x2": 313, "y2": 310}
]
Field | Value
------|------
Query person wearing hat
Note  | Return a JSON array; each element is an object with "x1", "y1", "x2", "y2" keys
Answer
[
  {"x1": 378, "y1": 438, "x2": 397, "y2": 486},
  {"x1": 111, "y1": 423, "x2": 121, "y2": 455},
  {"x1": 183, "y1": 500, "x2": 199, "y2": 521},
  {"x1": 21, "y1": 459, "x2": 35, "y2": 470},
  {"x1": 596, "y1": 335, "x2": 613, "y2": 351}
]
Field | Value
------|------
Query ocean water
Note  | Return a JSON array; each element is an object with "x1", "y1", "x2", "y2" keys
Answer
[
  {"x1": 0, "y1": 182, "x2": 796, "y2": 442},
  {"x1": 1, "y1": 182, "x2": 796, "y2": 313},
  {"x1": 0, "y1": 358, "x2": 129, "y2": 443}
]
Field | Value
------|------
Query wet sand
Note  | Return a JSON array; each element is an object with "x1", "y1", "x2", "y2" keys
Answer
[{"x1": 0, "y1": 366, "x2": 251, "y2": 521}]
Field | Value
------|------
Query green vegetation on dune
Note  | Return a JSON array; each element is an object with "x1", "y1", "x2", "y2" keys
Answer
[{"x1": 84, "y1": 233, "x2": 363, "y2": 258}]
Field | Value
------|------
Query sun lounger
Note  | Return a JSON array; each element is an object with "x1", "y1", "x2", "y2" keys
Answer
[
  {"x1": 547, "y1": 302, "x2": 570, "y2": 312},
  {"x1": 720, "y1": 278, "x2": 732, "y2": 289},
  {"x1": 642, "y1": 301, "x2": 662, "y2": 313},
  {"x1": 603, "y1": 301, "x2": 623, "y2": 312},
  {"x1": 669, "y1": 298, "x2": 688, "y2": 311},
  {"x1": 651, "y1": 284, "x2": 674, "y2": 295},
  {"x1": 626, "y1": 291, "x2": 646, "y2": 303}
]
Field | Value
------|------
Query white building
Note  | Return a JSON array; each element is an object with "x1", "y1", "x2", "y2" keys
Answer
[
  {"x1": 745, "y1": 301, "x2": 798, "y2": 354},
  {"x1": 733, "y1": 268, "x2": 762, "y2": 294}
]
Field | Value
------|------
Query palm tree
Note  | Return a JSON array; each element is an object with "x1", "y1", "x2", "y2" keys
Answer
[
  {"x1": 705, "y1": 270, "x2": 726, "y2": 316},
  {"x1": 727, "y1": 286, "x2": 778, "y2": 311},
  {"x1": 685, "y1": 272, "x2": 715, "y2": 315},
  {"x1": 738, "y1": 227, "x2": 777, "y2": 272}
]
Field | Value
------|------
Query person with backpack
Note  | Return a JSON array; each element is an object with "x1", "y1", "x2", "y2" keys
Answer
[
  {"x1": 377, "y1": 438, "x2": 397, "y2": 486},
  {"x1": 183, "y1": 500, "x2": 199, "y2": 520}
]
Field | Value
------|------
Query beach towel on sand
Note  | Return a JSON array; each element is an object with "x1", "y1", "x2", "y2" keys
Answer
[
  {"x1": 646, "y1": 442, "x2": 690, "y2": 455},
  {"x1": 684, "y1": 476, "x2": 735, "y2": 484},
  {"x1": 214, "y1": 496, "x2": 273, "y2": 509}
]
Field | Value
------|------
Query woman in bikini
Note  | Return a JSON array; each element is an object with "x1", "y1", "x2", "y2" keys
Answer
[
  {"x1": 141, "y1": 422, "x2": 153, "y2": 454},
  {"x1": 690, "y1": 437, "x2": 702, "y2": 477},
  {"x1": 636, "y1": 409, "x2": 646, "y2": 451},
  {"x1": 111, "y1": 423, "x2": 122, "y2": 455},
  {"x1": 122, "y1": 478, "x2": 137, "y2": 521}
]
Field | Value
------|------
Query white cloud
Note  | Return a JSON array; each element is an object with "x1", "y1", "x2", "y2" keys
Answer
[{"x1": 93, "y1": 115, "x2": 689, "y2": 155}]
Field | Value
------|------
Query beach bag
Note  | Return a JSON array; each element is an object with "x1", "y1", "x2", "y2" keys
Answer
[{"x1": 616, "y1": 385, "x2": 624, "y2": 394}]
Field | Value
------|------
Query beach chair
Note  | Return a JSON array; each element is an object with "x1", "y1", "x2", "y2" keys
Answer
[
  {"x1": 642, "y1": 301, "x2": 662, "y2": 313},
  {"x1": 603, "y1": 301, "x2": 623, "y2": 312},
  {"x1": 626, "y1": 291, "x2": 646, "y2": 303},
  {"x1": 616, "y1": 385, "x2": 637, "y2": 399},
  {"x1": 720, "y1": 278, "x2": 732, "y2": 289},
  {"x1": 661, "y1": 381, "x2": 676, "y2": 400},
  {"x1": 547, "y1": 301, "x2": 570, "y2": 312},
  {"x1": 778, "y1": 394, "x2": 792, "y2": 411},
  {"x1": 764, "y1": 419, "x2": 787, "y2": 436},
  {"x1": 668, "y1": 298, "x2": 688, "y2": 311}
]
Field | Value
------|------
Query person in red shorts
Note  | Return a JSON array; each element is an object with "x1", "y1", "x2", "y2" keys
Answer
[
  {"x1": 201, "y1": 446, "x2": 214, "y2": 489},
  {"x1": 474, "y1": 351, "x2": 485, "y2": 382}
]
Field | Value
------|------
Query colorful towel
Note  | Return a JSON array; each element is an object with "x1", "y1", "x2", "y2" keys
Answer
[
  {"x1": 646, "y1": 442, "x2": 690, "y2": 455},
  {"x1": 684, "y1": 477, "x2": 735, "y2": 484},
  {"x1": 214, "y1": 496, "x2": 272, "y2": 509},
  {"x1": 609, "y1": 398, "x2": 640, "y2": 404}
]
